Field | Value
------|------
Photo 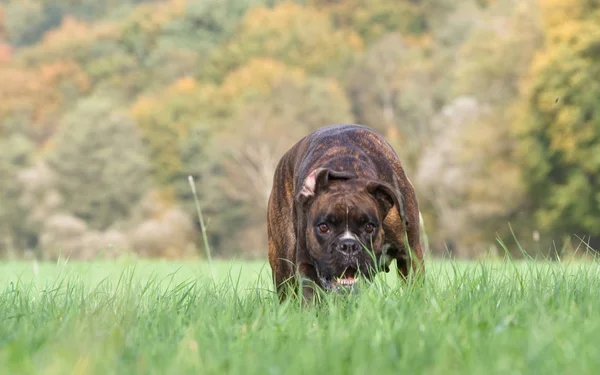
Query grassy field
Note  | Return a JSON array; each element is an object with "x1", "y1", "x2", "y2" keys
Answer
[{"x1": 1, "y1": 257, "x2": 599, "y2": 375}]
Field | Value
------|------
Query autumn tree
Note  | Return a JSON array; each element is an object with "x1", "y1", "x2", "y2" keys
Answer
[
  {"x1": 346, "y1": 32, "x2": 437, "y2": 172},
  {"x1": 0, "y1": 132, "x2": 34, "y2": 256},
  {"x1": 1, "y1": 0, "x2": 157, "y2": 46},
  {"x1": 130, "y1": 77, "x2": 229, "y2": 254},
  {"x1": 0, "y1": 60, "x2": 89, "y2": 145},
  {"x1": 158, "y1": 0, "x2": 266, "y2": 56},
  {"x1": 516, "y1": 3, "x2": 600, "y2": 250},
  {"x1": 408, "y1": 1, "x2": 542, "y2": 256},
  {"x1": 452, "y1": 0, "x2": 542, "y2": 105},
  {"x1": 218, "y1": 59, "x2": 354, "y2": 208},
  {"x1": 417, "y1": 97, "x2": 527, "y2": 257},
  {"x1": 46, "y1": 94, "x2": 152, "y2": 230},
  {"x1": 130, "y1": 77, "x2": 225, "y2": 187},
  {"x1": 15, "y1": 1, "x2": 189, "y2": 97},
  {"x1": 174, "y1": 124, "x2": 237, "y2": 256},
  {"x1": 214, "y1": 58, "x2": 355, "y2": 255},
  {"x1": 0, "y1": 0, "x2": 585, "y2": 260},
  {"x1": 2, "y1": 0, "x2": 59, "y2": 46},
  {"x1": 201, "y1": 2, "x2": 363, "y2": 82},
  {"x1": 309, "y1": 0, "x2": 427, "y2": 42}
]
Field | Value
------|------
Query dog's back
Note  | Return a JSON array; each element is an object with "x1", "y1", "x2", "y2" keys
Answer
[{"x1": 294, "y1": 124, "x2": 405, "y2": 197}]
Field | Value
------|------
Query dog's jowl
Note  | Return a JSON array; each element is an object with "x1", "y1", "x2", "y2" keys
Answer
[{"x1": 267, "y1": 124, "x2": 425, "y2": 302}]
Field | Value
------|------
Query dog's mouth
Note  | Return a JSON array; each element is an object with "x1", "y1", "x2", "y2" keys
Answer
[
  {"x1": 334, "y1": 267, "x2": 358, "y2": 287},
  {"x1": 317, "y1": 266, "x2": 360, "y2": 290}
]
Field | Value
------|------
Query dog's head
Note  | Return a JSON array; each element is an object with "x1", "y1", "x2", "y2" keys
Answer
[{"x1": 295, "y1": 168, "x2": 402, "y2": 291}]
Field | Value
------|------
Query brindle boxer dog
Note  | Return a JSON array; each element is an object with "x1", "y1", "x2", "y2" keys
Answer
[{"x1": 267, "y1": 124, "x2": 424, "y2": 302}]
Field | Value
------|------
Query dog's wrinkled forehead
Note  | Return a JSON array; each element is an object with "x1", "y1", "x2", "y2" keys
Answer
[
  {"x1": 296, "y1": 167, "x2": 400, "y2": 221},
  {"x1": 309, "y1": 184, "x2": 379, "y2": 221}
]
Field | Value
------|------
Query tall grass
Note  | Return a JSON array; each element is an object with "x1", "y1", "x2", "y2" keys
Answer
[{"x1": 0, "y1": 257, "x2": 599, "y2": 375}]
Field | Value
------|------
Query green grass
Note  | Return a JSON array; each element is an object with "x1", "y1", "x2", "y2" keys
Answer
[{"x1": 1, "y1": 257, "x2": 599, "y2": 375}]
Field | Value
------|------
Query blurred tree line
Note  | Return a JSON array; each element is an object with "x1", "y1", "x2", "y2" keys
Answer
[{"x1": 0, "y1": 0, "x2": 598, "y2": 260}]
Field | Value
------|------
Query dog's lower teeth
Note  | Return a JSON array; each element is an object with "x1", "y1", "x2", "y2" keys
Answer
[{"x1": 336, "y1": 278, "x2": 356, "y2": 286}]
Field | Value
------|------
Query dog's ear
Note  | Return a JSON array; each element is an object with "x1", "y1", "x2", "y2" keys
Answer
[
  {"x1": 366, "y1": 180, "x2": 408, "y2": 226},
  {"x1": 295, "y1": 168, "x2": 355, "y2": 208}
]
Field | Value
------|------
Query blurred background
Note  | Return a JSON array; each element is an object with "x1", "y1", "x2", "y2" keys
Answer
[{"x1": 0, "y1": 0, "x2": 596, "y2": 261}]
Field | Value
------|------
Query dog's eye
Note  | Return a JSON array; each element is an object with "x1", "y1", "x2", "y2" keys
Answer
[
  {"x1": 318, "y1": 223, "x2": 330, "y2": 234},
  {"x1": 365, "y1": 223, "x2": 375, "y2": 234}
]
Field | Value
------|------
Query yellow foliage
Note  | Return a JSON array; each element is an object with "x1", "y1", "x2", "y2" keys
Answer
[
  {"x1": 526, "y1": 17, "x2": 599, "y2": 102},
  {"x1": 536, "y1": 0, "x2": 588, "y2": 30},
  {"x1": 130, "y1": 77, "x2": 220, "y2": 153},
  {"x1": 131, "y1": 78, "x2": 220, "y2": 129},
  {"x1": 124, "y1": 0, "x2": 186, "y2": 34},
  {"x1": 219, "y1": 2, "x2": 363, "y2": 75},
  {"x1": 309, "y1": 0, "x2": 424, "y2": 41},
  {"x1": 325, "y1": 79, "x2": 347, "y2": 100},
  {"x1": 129, "y1": 76, "x2": 225, "y2": 186},
  {"x1": 168, "y1": 76, "x2": 198, "y2": 94},
  {"x1": 129, "y1": 97, "x2": 154, "y2": 121},
  {"x1": 242, "y1": 2, "x2": 298, "y2": 30},
  {"x1": 516, "y1": 4, "x2": 600, "y2": 240},
  {"x1": 550, "y1": 105, "x2": 580, "y2": 151},
  {"x1": 452, "y1": 0, "x2": 543, "y2": 105},
  {"x1": 220, "y1": 58, "x2": 306, "y2": 100}
]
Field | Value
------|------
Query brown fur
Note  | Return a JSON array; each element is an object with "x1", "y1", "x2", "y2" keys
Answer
[{"x1": 267, "y1": 124, "x2": 424, "y2": 301}]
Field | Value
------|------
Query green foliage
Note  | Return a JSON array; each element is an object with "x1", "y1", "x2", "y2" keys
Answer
[
  {"x1": 346, "y1": 32, "x2": 437, "y2": 171},
  {"x1": 517, "y1": 10, "x2": 600, "y2": 247},
  {"x1": 130, "y1": 78, "x2": 224, "y2": 187},
  {"x1": 412, "y1": 0, "x2": 541, "y2": 255},
  {"x1": 0, "y1": 0, "x2": 156, "y2": 46},
  {"x1": 175, "y1": 125, "x2": 242, "y2": 256},
  {"x1": 46, "y1": 94, "x2": 152, "y2": 230},
  {"x1": 310, "y1": 0, "x2": 429, "y2": 42},
  {"x1": 201, "y1": 2, "x2": 363, "y2": 83},
  {"x1": 130, "y1": 77, "x2": 233, "y2": 254},
  {"x1": 2, "y1": 0, "x2": 61, "y2": 46},
  {"x1": 452, "y1": 0, "x2": 542, "y2": 105},
  {"x1": 162, "y1": 0, "x2": 267, "y2": 53},
  {"x1": 417, "y1": 97, "x2": 527, "y2": 257},
  {"x1": 214, "y1": 61, "x2": 355, "y2": 254},
  {"x1": 0, "y1": 132, "x2": 34, "y2": 254},
  {"x1": 2, "y1": 0, "x2": 599, "y2": 258}
]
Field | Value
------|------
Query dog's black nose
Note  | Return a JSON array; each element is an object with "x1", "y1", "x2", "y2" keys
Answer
[{"x1": 338, "y1": 239, "x2": 360, "y2": 254}]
